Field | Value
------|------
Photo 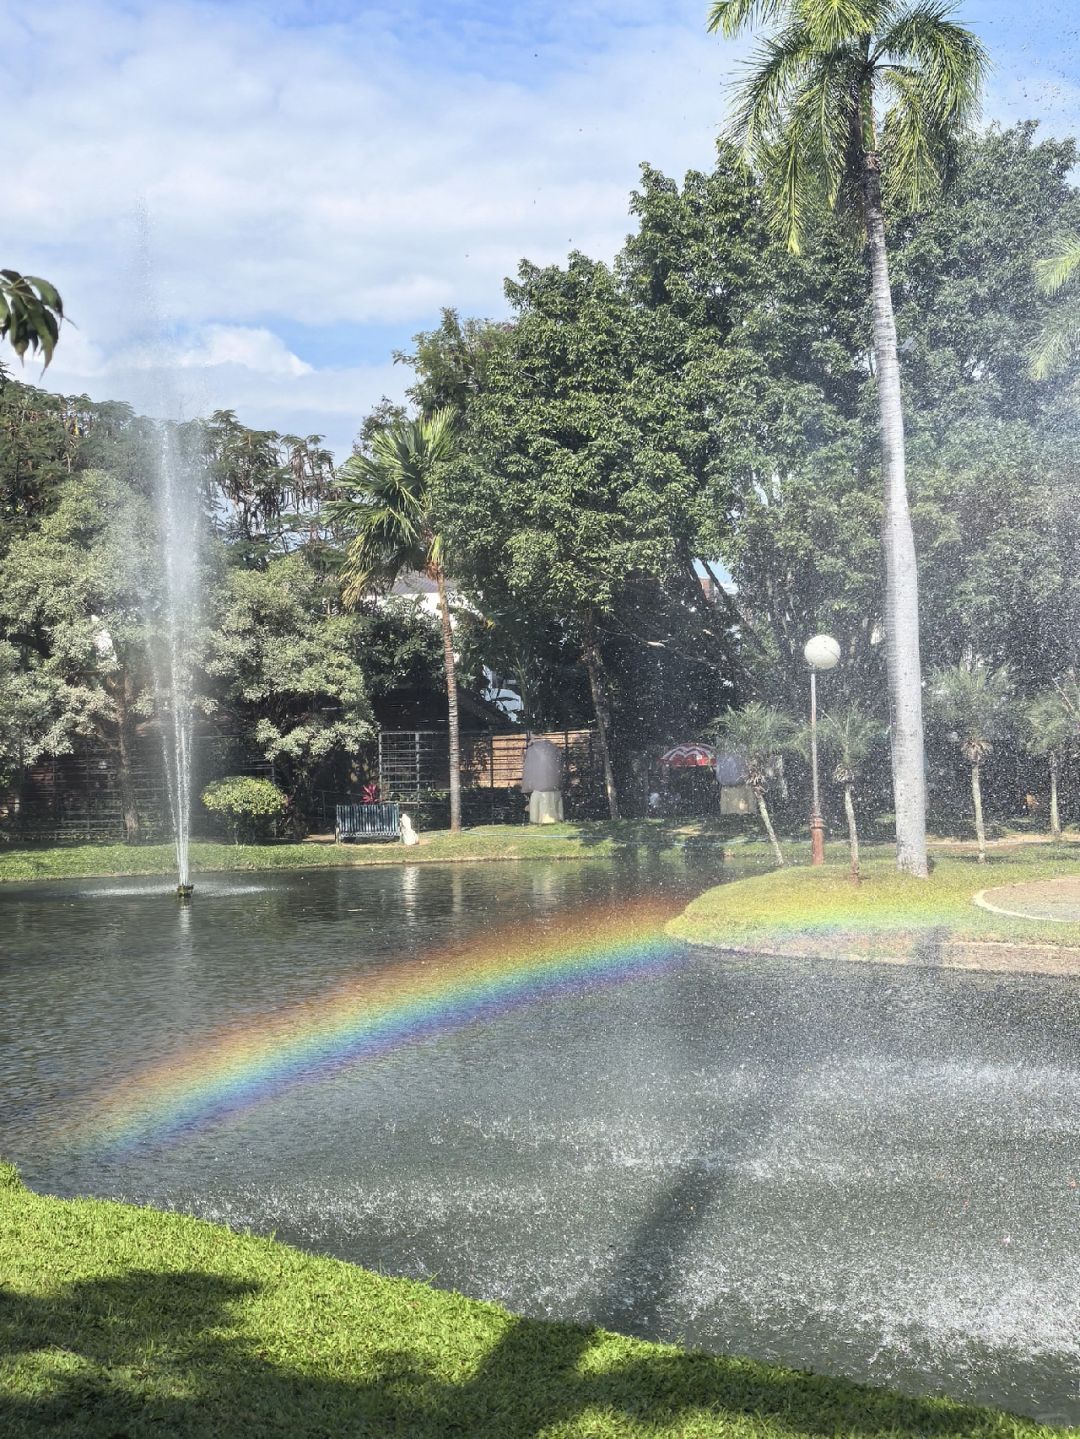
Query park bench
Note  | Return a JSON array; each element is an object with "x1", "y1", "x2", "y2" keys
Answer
[{"x1": 334, "y1": 802, "x2": 401, "y2": 843}]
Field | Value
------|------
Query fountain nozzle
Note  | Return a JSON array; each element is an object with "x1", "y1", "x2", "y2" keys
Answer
[{"x1": 176, "y1": 883, "x2": 195, "y2": 901}]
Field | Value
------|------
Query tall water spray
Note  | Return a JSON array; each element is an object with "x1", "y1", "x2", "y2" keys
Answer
[
  {"x1": 156, "y1": 425, "x2": 199, "y2": 894},
  {"x1": 131, "y1": 206, "x2": 202, "y2": 896}
]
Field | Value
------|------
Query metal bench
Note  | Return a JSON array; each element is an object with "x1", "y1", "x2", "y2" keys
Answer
[{"x1": 334, "y1": 802, "x2": 401, "y2": 843}]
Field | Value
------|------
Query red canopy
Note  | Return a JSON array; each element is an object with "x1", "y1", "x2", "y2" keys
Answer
[{"x1": 659, "y1": 743, "x2": 716, "y2": 769}]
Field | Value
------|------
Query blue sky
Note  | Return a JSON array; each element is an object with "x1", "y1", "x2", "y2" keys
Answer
[{"x1": 5, "y1": 0, "x2": 1080, "y2": 459}]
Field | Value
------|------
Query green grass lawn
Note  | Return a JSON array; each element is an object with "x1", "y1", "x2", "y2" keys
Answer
[
  {"x1": 0, "y1": 1165, "x2": 1063, "y2": 1438},
  {"x1": 667, "y1": 845, "x2": 1080, "y2": 955},
  {"x1": 0, "y1": 819, "x2": 756, "y2": 884}
]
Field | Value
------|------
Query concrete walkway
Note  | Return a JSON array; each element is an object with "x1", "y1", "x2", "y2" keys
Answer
[{"x1": 975, "y1": 874, "x2": 1080, "y2": 924}]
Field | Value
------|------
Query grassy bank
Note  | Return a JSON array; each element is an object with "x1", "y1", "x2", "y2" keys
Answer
[
  {"x1": 668, "y1": 846, "x2": 1080, "y2": 957},
  {"x1": 0, "y1": 820, "x2": 756, "y2": 884},
  {"x1": 0, "y1": 1166, "x2": 1062, "y2": 1438}
]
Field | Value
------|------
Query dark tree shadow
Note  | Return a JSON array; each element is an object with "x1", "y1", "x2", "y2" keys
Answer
[{"x1": 0, "y1": 1261, "x2": 1029, "y2": 1438}]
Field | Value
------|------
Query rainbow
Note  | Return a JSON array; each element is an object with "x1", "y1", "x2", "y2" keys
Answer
[{"x1": 71, "y1": 894, "x2": 686, "y2": 1156}]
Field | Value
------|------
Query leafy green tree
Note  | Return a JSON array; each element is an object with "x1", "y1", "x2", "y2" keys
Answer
[
  {"x1": 203, "y1": 553, "x2": 373, "y2": 820},
  {"x1": 0, "y1": 271, "x2": 63, "y2": 366},
  {"x1": 712, "y1": 701, "x2": 794, "y2": 865},
  {"x1": 930, "y1": 659, "x2": 1012, "y2": 861},
  {"x1": 1023, "y1": 676, "x2": 1080, "y2": 840},
  {"x1": 0, "y1": 639, "x2": 74, "y2": 791},
  {"x1": 816, "y1": 704, "x2": 883, "y2": 882},
  {"x1": 204, "y1": 410, "x2": 336, "y2": 556},
  {"x1": 708, "y1": 0, "x2": 987, "y2": 878},
  {"x1": 0, "y1": 469, "x2": 163, "y2": 839},
  {"x1": 395, "y1": 308, "x2": 509, "y2": 414},
  {"x1": 325, "y1": 409, "x2": 464, "y2": 831},
  {"x1": 201, "y1": 775, "x2": 286, "y2": 843},
  {"x1": 350, "y1": 597, "x2": 446, "y2": 709},
  {"x1": 436, "y1": 253, "x2": 732, "y2": 817}
]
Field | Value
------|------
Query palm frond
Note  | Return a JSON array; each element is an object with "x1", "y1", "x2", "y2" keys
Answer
[
  {"x1": 1034, "y1": 232, "x2": 1080, "y2": 297},
  {"x1": 929, "y1": 659, "x2": 1013, "y2": 754},
  {"x1": 798, "y1": 0, "x2": 884, "y2": 51},
  {"x1": 795, "y1": 48, "x2": 863, "y2": 207},
  {"x1": 727, "y1": 21, "x2": 816, "y2": 151},
  {"x1": 707, "y1": 0, "x2": 791, "y2": 39},
  {"x1": 880, "y1": 68, "x2": 949, "y2": 211},
  {"x1": 763, "y1": 120, "x2": 813, "y2": 253},
  {"x1": 1023, "y1": 683, "x2": 1080, "y2": 758},
  {"x1": 325, "y1": 408, "x2": 457, "y2": 609},
  {"x1": 876, "y1": 3, "x2": 987, "y2": 124},
  {"x1": 817, "y1": 702, "x2": 884, "y2": 772},
  {"x1": 1029, "y1": 305, "x2": 1080, "y2": 381},
  {"x1": 711, "y1": 700, "x2": 795, "y2": 773}
]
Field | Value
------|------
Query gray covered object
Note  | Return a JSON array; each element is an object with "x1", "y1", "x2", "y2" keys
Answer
[
  {"x1": 521, "y1": 738, "x2": 563, "y2": 793},
  {"x1": 715, "y1": 751, "x2": 750, "y2": 787}
]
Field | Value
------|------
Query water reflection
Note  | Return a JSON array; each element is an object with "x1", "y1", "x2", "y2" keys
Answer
[{"x1": 1, "y1": 856, "x2": 1078, "y2": 1423}]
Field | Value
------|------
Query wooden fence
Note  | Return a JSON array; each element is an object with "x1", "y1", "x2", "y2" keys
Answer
[{"x1": 377, "y1": 728, "x2": 602, "y2": 819}]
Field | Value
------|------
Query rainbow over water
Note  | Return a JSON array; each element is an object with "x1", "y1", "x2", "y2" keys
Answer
[{"x1": 70, "y1": 895, "x2": 687, "y2": 1156}]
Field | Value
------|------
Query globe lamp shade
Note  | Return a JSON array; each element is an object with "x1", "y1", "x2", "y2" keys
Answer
[{"x1": 804, "y1": 634, "x2": 841, "y2": 671}]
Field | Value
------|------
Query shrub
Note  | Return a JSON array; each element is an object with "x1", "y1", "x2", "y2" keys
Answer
[{"x1": 201, "y1": 776, "x2": 286, "y2": 843}]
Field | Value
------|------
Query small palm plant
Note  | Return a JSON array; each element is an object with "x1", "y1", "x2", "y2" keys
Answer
[
  {"x1": 1023, "y1": 674, "x2": 1080, "y2": 839},
  {"x1": 815, "y1": 705, "x2": 883, "y2": 884},
  {"x1": 930, "y1": 660, "x2": 1013, "y2": 862},
  {"x1": 712, "y1": 701, "x2": 794, "y2": 866}
]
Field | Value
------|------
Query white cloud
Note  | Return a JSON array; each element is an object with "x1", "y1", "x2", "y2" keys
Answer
[
  {"x1": 5, "y1": 0, "x2": 746, "y2": 455},
  {"x1": 6, "y1": 0, "x2": 1079, "y2": 458},
  {"x1": 171, "y1": 326, "x2": 313, "y2": 377}
]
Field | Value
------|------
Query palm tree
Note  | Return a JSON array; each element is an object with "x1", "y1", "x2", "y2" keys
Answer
[
  {"x1": 930, "y1": 660, "x2": 1012, "y2": 862},
  {"x1": 713, "y1": 701, "x2": 794, "y2": 865},
  {"x1": 1031, "y1": 233, "x2": 1080, "y2": 379},
  {"x1": 1023, "y1": 674, "x2": 1080, "y2": 839},
  {"x1": 816, "y1": 704, "x2": 883, "y2": 882},
  {"x1": 707, "y1": 0, "x2": 986, "y2": 878},
  {"x1": 325, "y1": 409, "x2": 464, "y2": 832}
]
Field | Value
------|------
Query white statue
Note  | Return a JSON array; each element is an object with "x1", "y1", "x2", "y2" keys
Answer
[{"x1": 399, "y1": 811, "x2": 419, "y2": 846}]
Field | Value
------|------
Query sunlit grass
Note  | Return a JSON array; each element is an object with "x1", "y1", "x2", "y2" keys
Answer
[
  {"x1": 668, "y1": 846, "x2": 1080, "y2": 954},
  {"x1": 0, "y1": 820, "x2": 755, "y2": 883},
  {"x1": 0, "y1": 1165, "x2": 1065, "y2": 1438}
]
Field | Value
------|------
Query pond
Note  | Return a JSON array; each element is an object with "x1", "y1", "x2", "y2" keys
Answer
[{"x1": 2, "y1": 855, "x2": 1078, "y2": 1426}]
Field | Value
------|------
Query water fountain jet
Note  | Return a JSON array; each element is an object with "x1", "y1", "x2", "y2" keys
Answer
[{"x1": 155, "y1": 423, "x2": 199, "y2": 897}]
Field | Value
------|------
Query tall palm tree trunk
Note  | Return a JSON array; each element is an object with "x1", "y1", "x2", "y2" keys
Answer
[
  {"x1": 1049, "y1": 756, "x2": 1061, "y2": 840},
  {"x1": 843, "y1": 782, "x2": 860, "y2": 884},
  {"x1": 755, "y1": 787, "x2": 784, "y2": 867},
  {"x1": 864, "y1": 154, "x2": 929, "y2": 879},
  {"x1": 971, "y1": 762, "x2": 986, "y2": 862},
  {"x1": 435, "y1": 568, "x2": 462, "y2": 833},
  {"x1": 582, "y1": 619, "x2": 619, "y2": 820}
]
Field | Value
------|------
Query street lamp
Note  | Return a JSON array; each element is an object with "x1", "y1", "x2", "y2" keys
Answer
[{"x1": 804, "y1": 634, "x2": 840, "y2": 866}]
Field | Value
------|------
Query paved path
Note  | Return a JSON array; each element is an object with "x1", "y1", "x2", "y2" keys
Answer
[{"x1": 975, "y1": 874, "x2": 1080, "y2": 924}]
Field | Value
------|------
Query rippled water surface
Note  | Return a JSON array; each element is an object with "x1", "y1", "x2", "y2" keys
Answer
[{"x1": 2, "y1": 856, "x2": 1079, "y2": 1425}]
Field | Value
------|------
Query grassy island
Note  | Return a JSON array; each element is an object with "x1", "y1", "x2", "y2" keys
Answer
[
  {"x1": 0, "y1": 1165, "x2": 1065, "y2": 1438},
  {"x1": 667, "y1": 845, "x2": 1080, "y2": 970}
]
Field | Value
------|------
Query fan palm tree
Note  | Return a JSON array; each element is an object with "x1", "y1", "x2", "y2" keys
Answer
[
  {"x1": 707, "y1": 0, "x2": 986, "y2": 879},
  {"x1": 1031, "y1": 233, "x2": 1080, "y2": 379},
  {"x1": 930, "y1": 660, "x2": 1012, "y2": 862},
  {"x1": 325, "y1": 409, "x2": 464, "y2": 832},
  {"x1": 815, "y1": 704, "x2": 883, "y2": 882},
  {"x1": 713, "y1": 701, "x2": 794, "y2": 865},
  {"x1": 1023, "y1": 674, "x2": 1080, "y2": 839}
]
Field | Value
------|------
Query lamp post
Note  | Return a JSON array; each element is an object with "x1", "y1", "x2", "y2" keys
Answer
[{"x1": 804, "y1": 634, "x2": 840, "y2": 866}]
